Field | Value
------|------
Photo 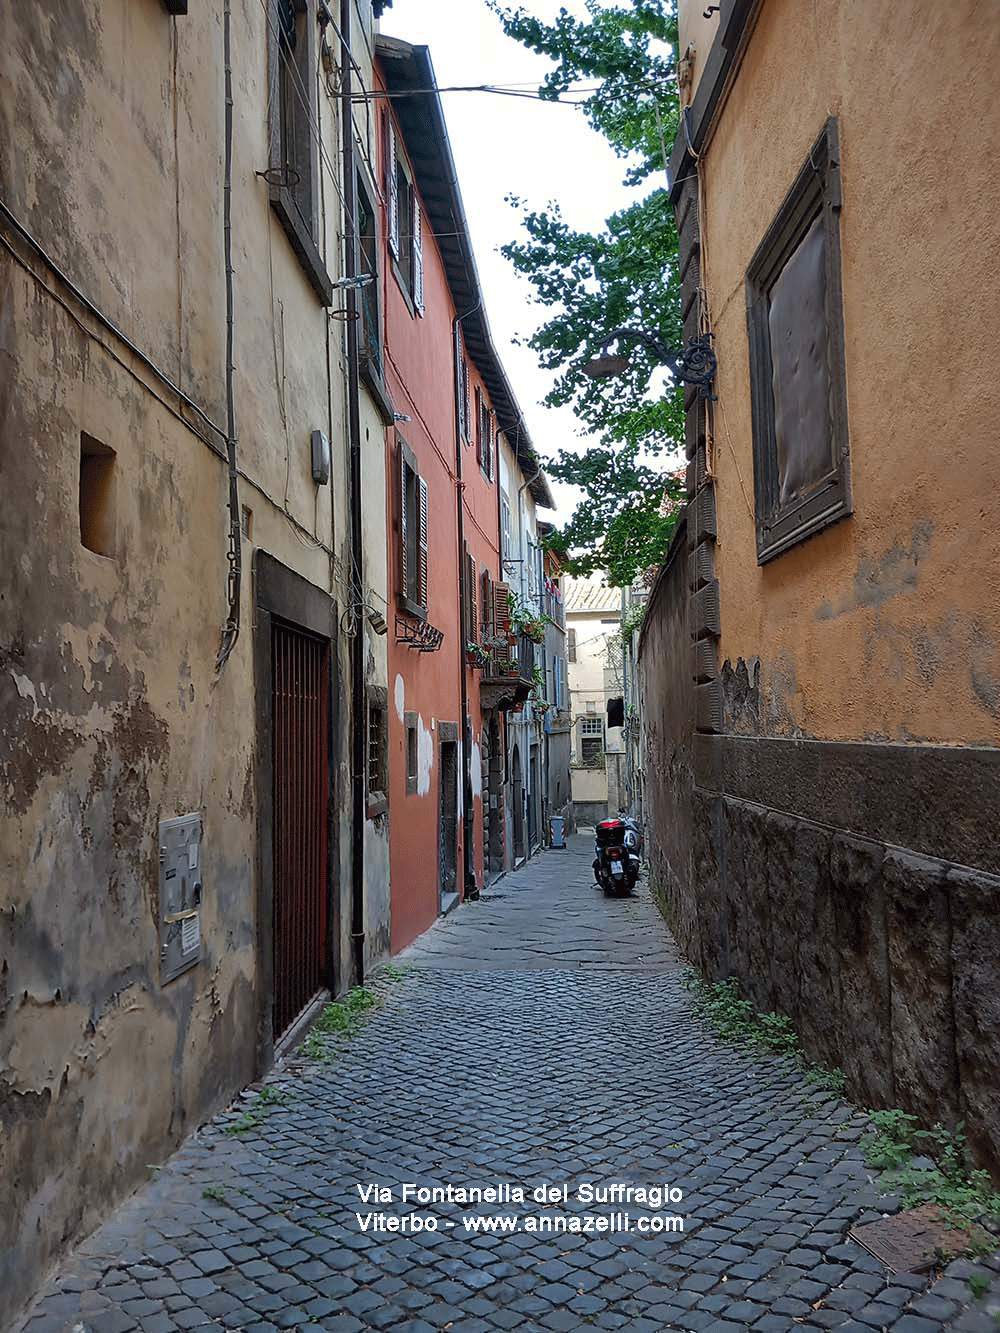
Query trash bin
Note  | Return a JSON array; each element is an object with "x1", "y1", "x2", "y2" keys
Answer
[{"x1": 549, "y1": 816, "x2": 566, "y2": 848}]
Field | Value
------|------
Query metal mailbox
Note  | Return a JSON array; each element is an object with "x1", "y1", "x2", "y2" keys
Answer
[{"x1": 158, "y1": 813, "x2": 203, "y2": 984}]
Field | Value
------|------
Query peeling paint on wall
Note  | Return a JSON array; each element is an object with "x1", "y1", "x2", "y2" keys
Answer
[
  {"x1": 394, "y1": 673, "x2": 405, "y2": 722},
  {"x1": 416, "y1": 715, "x2": 434, "y2": 796},
  {"x1": 471, "y1": 740, "x2": 482, "y2": 799}
]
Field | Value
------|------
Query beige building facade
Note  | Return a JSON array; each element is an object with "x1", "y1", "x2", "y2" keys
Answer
[
  {"x1": 640, "y1": 0, "x2": 1000, "y2": 1176},
  {"x1": 564, "y1": 575, "x2": 624, "y2": 825},
  {"x1": 0, "y1": 1, "x2": 391, "y2": 1320}
]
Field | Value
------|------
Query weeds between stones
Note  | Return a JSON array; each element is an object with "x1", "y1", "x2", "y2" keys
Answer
[
  {"x1": 684, "y1": 970, "x2": 1000, "y2": 1235},
  {"x1": 861, "y1": 1111, "x2": 1000, "y2": 1231},
  {"x1": 223, "y1": 1082, "x2": 289, "y2": 1136}
]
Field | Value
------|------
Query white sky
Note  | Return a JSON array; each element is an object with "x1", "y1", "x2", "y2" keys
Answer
[{"x1": 380, "y1": 0, "x2": 644, "y2": 524}]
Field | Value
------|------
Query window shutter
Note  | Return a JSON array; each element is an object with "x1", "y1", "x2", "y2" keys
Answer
[
  {"x1": 493, "y1": 581, "x2": 512, "y2": 672},
  {"x1": 398, "y1": 445, "x2": 409, "y2": 599},
  {"x1": 412, "y1": 196, "x2": 424, "y2": 314},
  {"x1": 568, "y1": 627, "x2": 577, "y2": 662},
  {"x1": 418, "y1": 475, "x2": 429, "y2": 610},
  {"x1": 474, "y1": 387, "x2": 483, "y2": 465},
  {"x1": 481, "y1": 567, "x2": 492, "y2": 638},
  {"x1": 386, "y1": 118, "x2": 399, "y2": 260},
  {"x1": 455, "y1": 332, "x2": 470, "y2": 442},
  {"x1": 462, "y1": 543, "x2": 472, "y2": 642},
  {"x1": 468, "y1": 552, "x2": 478, "y2": 645},
  {"x1": 486, "y1": 411, "x2": 494, "y2": 480}
]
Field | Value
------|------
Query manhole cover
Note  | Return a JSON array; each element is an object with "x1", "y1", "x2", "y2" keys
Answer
[{"x1": 849, "y1": 1203, "x2": 994, "y2": 1274}]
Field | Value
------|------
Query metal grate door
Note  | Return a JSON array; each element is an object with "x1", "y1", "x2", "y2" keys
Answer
[{"x1": 271, "y1": 620, "x2": 330, "y2": 1037}]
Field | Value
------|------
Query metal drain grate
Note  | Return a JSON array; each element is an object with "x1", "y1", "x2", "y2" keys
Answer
[{"x1": 849, "y1": 1203, "x2": 994, "y2": 1274}]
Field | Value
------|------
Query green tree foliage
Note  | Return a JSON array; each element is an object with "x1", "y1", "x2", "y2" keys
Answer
[{"x1": 491, "y1": 1, "x2": 685, "y2": 586}]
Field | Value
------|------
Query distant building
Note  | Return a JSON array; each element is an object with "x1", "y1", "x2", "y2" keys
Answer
[{"x1": 564, "y1": 575, "x2": 623, "y2": 825}]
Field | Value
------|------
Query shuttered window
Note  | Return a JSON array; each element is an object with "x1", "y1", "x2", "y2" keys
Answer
[
  {"x1": 480, "y1": 567, "x2": 493, "y2": 642},
  {"x1": 455, "y1": 327, "x2": 471, "y2": 443},
  {"x1": 267, "y1": 0, "x2": 331, "y2": 303},
  {"x1": 463, "y1": 545, "x2": 478, "y2": 645},
  {"x1": 398, "y1": 436, "x2": 429, "y2": 617},
  {"x1": 474, "y1": 390, "x2": 494, "y2": 480},
  {"x1": 492, "y1": 581, "x2": 513, "y2": 673},
  {"x1": 385, "y1": 114, "x2": 424, "y2": 317},
  {"x1": 746, "y1": 117, "x2": 850, "y2": 563}
]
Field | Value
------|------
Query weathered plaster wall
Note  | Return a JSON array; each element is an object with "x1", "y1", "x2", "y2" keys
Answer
[
  {"x1": 676, "y1": 0, "x2": 720, "y2": 104},
  {"x1": 691, "y1": 0, "x2": 1000, "y2": 747},
  {"x1": 0, "y1": 254, "x2": 260, "y2": 1323},
  {"x1": 0, "y1": 1, "x2": 365, "y2": 1321}
]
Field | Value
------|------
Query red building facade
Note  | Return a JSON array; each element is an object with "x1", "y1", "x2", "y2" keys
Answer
[{"x1": 373, "y1": 38, "x2": 549, "y2": 952}]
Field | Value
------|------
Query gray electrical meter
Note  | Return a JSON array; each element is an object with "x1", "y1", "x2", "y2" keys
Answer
[{"x1": 158, "y1": 813, "x2": 203, "y2": 983}]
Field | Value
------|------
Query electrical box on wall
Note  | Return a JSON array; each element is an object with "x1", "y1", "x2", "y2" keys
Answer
[
  {"x1": 311, "y1": 429, "x2": 331, "y2": 485},
  {"x1": 159, "y1": 813, "x2": 203, "y2": 984},
  {"x1": 163, "y1": 0, "x2": 188, "y2": 13}
]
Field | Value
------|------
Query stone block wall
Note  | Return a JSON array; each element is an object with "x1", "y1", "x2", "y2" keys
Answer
[{"x1": 667, "y1": 783, "x2": 1000, "y2": 1180}]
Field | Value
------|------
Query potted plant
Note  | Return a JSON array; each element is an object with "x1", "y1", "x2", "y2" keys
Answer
[
  {"x1": 509, "y1": 596, "x2": 551, "y2": 645},
  {"x1": 465, "y1": 642, "x2": 490, "y2": 669}
]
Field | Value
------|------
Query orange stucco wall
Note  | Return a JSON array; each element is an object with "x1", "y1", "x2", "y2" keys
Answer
[{"x1": 688, "y1": 0, "x2": 1000, "y2": 744}]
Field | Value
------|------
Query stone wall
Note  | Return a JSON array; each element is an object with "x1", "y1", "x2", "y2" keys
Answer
[
  {"x1": 638, "y1": 516, "x2": 695, "y2": 944},
  {"x1": 681, "y1": 783, "x2": 1000, "y2": 1180},
  {"x1": 640, "y1": 574, "x2": 1000, "y2": 1176}
]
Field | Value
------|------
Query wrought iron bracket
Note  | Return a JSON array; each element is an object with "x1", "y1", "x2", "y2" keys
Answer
[
  {"x1": 597, "y1": 327, "x2": 718, "y2": 400},
  {"x1": 395, "y1": 616, "x2": 444, "y2": 652}
]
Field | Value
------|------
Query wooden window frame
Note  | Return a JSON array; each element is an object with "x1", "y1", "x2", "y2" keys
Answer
[
  {"x1": 746, "y1": 118, "x2": 851, "y2": 564},
  {"x1": 267, "y1": 0, "x2": 333, "y2": 304}
]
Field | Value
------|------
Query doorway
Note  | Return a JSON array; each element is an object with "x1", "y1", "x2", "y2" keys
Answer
[
  {"x1": 439, "y1": 738, "x2": 458, "y2": 906},
  {"x1": 511, "y1": 742, "x2": 525, "y2": 863},
  {"x1": 271, "y1": 619, "x2": 330, "y2": 1039},
  {"x1": 481, "y1": 715, "x2": 503, "y2": 878}
]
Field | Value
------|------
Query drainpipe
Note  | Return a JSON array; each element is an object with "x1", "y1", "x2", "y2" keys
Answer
[
  {"x1": 340, "y1": 0, "x2": 365, "y2": 985},
  {"x1": 453, "y1": 306, "x2": 480, "y2": 898}
]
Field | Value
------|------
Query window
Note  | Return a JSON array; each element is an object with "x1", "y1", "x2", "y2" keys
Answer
[
  {"x1": 463, "y1": 545, "x2": 478, "y2": 645},
  {"x1": 367, "y1": 701, "x2": 387, "y2": 817},
  {"x1": 500, "y1": 495, "x2": 512, "y2": 564},
  {"x1": 386, "y1": 116, "x2": 424, "y2": 315},
  {"x1": 579, "y1": 716, "x2": 604, "y2": 767},
  {"x1": 567, "y1": 628, "x2": 577, "y2": 663},
  {"x1": 455, "y1": 330, "x2": 471, "y2": 442},
  {"x1": 268, "y1": 0, "x2": 332, "y2": 303},
  {"x1": 476, "y1": 389, "x2": 494, "y2": 480},
  {"x1": 746, "y1": 118, "x2": 850, "y2": 563},
  {"x1": 397, "y1": 436, "x2": 428, "y2": 617},
  {"x1": 356, "y1": 174, "x2": 381, "y2": 374},
  {"x1": 79, "y1": 433, "x2": 116, "y2": 557},
  {"x1": 480, "y1": 566, "x2": 493, "y2": 641},
  {"x1": 405, "y1": 712, "x2": 418, "y2": 795}
]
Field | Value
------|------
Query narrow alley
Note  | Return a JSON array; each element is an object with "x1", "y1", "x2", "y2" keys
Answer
[{"x1": 17, "y1": 842, "x2": 1000, "y2": 1333}]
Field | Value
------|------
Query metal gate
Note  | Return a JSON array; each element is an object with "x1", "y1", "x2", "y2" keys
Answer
[{"x1": 271, "y1": 620, "x2": 329, "y2": 1037}]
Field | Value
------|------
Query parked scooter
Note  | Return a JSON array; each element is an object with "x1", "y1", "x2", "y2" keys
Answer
[{"x1": 593, "y1": 816, "x2": 642, "y2": 896}]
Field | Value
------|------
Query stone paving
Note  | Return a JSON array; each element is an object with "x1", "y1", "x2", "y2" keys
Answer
[{"x1": 14, "y1": 836, "x2": 1000, "y2": 1333}]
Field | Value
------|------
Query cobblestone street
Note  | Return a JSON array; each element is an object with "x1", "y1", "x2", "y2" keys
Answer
[{"x1": 16, "y1": 837, "x2": 1000, "y2": 1333}]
